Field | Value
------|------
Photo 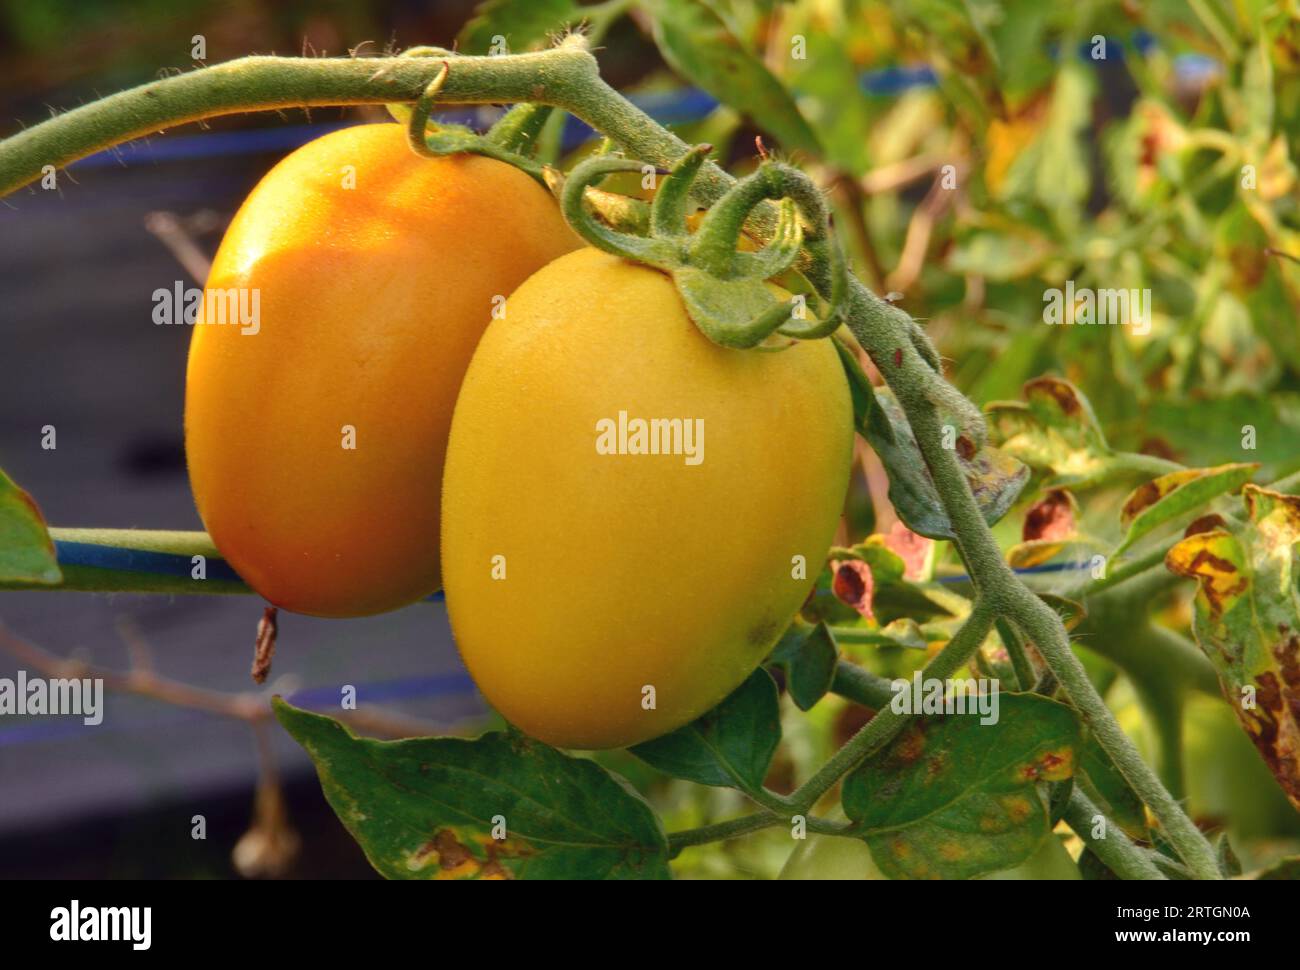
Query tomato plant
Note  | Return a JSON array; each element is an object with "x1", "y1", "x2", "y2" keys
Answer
[{"x1": 2, "y1": 0, "x2": 1299, "y2": 887}]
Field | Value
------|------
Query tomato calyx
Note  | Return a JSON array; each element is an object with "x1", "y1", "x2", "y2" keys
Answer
[{"x1": 558, "y1": 145, "x2": 848, "y2": 350}]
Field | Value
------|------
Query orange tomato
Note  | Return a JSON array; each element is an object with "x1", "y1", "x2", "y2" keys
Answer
[{"x1": 186, "y1": 123, "x2": 578, "y2": 616}]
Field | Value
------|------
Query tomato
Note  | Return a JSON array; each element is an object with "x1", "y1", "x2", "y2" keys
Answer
[
  {"x1": 185, "y1": 123, "x2": 578, "y2": 617},
  {"x1": 441, "y1": 247, "x2": 854, "y2": 749},
  {"x1": 779, "y1": 824, "x2": 1082, "y2": 880}
]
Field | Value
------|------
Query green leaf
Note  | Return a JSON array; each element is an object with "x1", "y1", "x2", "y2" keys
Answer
[
  {"x1": 1115, "y1": 462, "x2": 1259, "y2": 554},
  {"x1": 1214, "y1": 832, "x2": 1243, "y2": 877},
  {"x1": 644, "y1": 0, "x2": 821, "y2": 155},
  {"x1": 1238, "y1": 37, "x2": 1274, "y2": 148},
  {"x1": 834, "y1": 337, "x2": 892, "y2": 442},
  {"x1": 768, "y1": 619, "x2": 839, "y2": 711},
  {"x1": 0, "y1": 468, "x2": 60, "y2": 585},
  {"x1": 1165, "y1": 485, "x2": 1300, "y2": 813},
  {"x1": 842, "y1": 692, "x2": 1081, "y2": 880},
  {"x1": 1253, "y1": 855, "x2": 1300, "y2": 879},
  {"x1": 867, "y1": 387, "x2": 1028, "y2": 539},
  {"x1": 843, "y1": 618, "x2": 931, "y2": 650},
  {"x1": 1033, "y1": 62, "x2": 1093, "y2": 234},
  {"x1": 273, "y1": 699, "x2": 671, "y2": 880},
  {"x1": 630, "y1": 669, "x2": 780, "y2": 790},
  {"x1": 1076, "y1": 847, "x2": 1121, "y2": 880},
  {"x1": 457, "y1": 0, "x2": 580, "y2": 54},
  {"x1": 946, "y1": 229, "x2": 1049, "y2": 281},
  {"x1": 986, "y1": 376, "x2": 1116, "y2": 489}
]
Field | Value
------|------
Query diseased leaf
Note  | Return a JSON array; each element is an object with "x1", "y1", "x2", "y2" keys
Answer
[
  {"x1": 1166, "y1": 485, "x2": 1300, "y2": 811},
  {"x1": 0, "y1": 468, "x2": 61, "y2": 585},
  {"x1": 986, "y1": 376, "x2": 1115, "y2": 489},
  {"x1": 1023, "y1": 489, "x2": 1077, "y2": 542},
  {"x1": 842, "y1": 692, "x2": 1081, "y2": 880},
  {"x1": 831, "y1": 558, "x2": 874, "y2": 618},
  {"x1": 1115, "y1": 462, "x2": 1258, "y2": 554},
  {"x1": 882, "y1": 522, "x2": 935, "y2": 581},
  {"x1": 273, "y1": 699, "x2": 670, "y2": 880},
  {"x1": 1006, "y1": 538, "x2": 1103, "y2": 571},
  {"x1": 830, "y1": 536, "x2": 907, "y2": 583},
  {"x1": 868, "y1": 387, "x2": 1029, "y2": 539},
  {"x1": 630, "y1": 669, "x2": 780, "y2": 791},
  {"x1": 645, "y1": 0, "x2": 821, "y2": 155}
]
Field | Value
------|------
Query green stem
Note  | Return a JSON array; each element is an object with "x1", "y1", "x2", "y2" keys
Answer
[
  {"x1": 0, "y1": 528, "x2": 250, "y2": 595},
  {"x1": 829, "y1": 659, "x2": 899, "y2": 709},
  {"x1": 0, "y1": 46, "x2": 598, "y2": 196},
  {"x1": 665, "y1": 812, "x2": 845, "y2": 857},
  {"x1": 667, "y1": 813, "x2": 775, "y2": 856},
  {"x1": 995, "y1": 617, "x2": 1037, "y2": 692},
  {"x1": 1062, "y1": 789, "x2": 1166, "y2": 880}
]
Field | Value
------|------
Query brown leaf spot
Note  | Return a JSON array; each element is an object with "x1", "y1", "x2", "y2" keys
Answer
[
  {"x1": 1185, "y1": 513, "x2": 1227, "y2": 537},
  {"x1": 831, "y1": 559, "x2": 874, "y2": 619},
  {"x1": 937, "y1": 841, "x2": 966, "y2": 861},
  {"x1": 923, "y1": 751, "x2": 950, "y2": 785},
  {"x1": 1238, "y1": 673, "x2": 1300, "y2": 811},
  {"x1": 1000, "y1": 794, "x2": 1034, "y2": 823},
  {"x1": 1026, "y1": 376, "x2": 1081, "y2": 415},
  {"x1": 1023, "y1": 489, "x2": 1075, "y2": 542},
  {"x1": 1166, "y1": 536, "x2": 1249, "y2": 618},
  {"x1": 894, "y1": 725, "x2": 927, "y2": 764}
]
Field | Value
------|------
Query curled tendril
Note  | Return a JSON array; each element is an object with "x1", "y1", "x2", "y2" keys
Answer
[
  {"x1": 559, "y1": 145, "x2": 848, "y2": 350},
  {"x1": 384, "y1": 49, "x2": 549, "y2": 179},
  {"x1": 406, "y1": 61, "x2": 451, "y2": 158}
]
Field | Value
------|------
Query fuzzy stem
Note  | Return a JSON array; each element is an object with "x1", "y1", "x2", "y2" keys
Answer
[{"x1": 1062, "y1": 789, "x2": 1166, "y2": 881}]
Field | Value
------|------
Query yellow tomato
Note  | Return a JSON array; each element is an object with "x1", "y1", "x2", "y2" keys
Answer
[
  {"x1": 185, "y1": 124, "x2": 578, "y2": 617},
  {"x1": 441, "y1": 247, "x2": 854, "y2": 749}
]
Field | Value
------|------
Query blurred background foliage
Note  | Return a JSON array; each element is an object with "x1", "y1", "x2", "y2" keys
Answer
[{"x1": 4, "y1": 0, "x2": 1300, "y2": 878}]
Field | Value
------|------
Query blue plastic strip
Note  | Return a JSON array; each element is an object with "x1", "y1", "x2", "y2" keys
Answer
[{"x1": 51, "y1": 540, "x2": 446, "y2": 602}]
